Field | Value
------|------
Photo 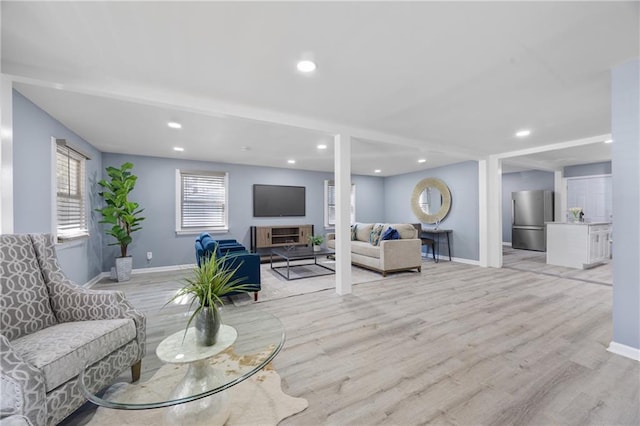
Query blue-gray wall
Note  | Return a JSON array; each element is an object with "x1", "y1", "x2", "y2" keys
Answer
[
  {"x1": 611, "y1": 58, "x2": 640, "y2": 351},
  {"x1": 13, "y1": 88, "x2": 480, "y2": 280},
  {"x1": 13, "y1": 90, "x2": 103, "y2": 284},
  {"x1": 383, "y1": 161, "x2": 479, "y2": 261},
  {"x1": 101, "y1": 153, "x2": 385, "y2": 270},
  {"x1": 564, "y1": 161, "x2": 612, "y2": 178},
  {"x1": 501, "y1": 170, "x2": 555, "y2": 243}
]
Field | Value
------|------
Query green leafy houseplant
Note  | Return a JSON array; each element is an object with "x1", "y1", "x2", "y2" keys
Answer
[
  {"x1": 168, "y1": 253, "x2": 253, "y2": 345},
  {"x1": 96, "y1": 162, "x2": 145, "y2": 257},
  {"x1": 308, "y1": 235, "x2": 324, "y2": 246}
]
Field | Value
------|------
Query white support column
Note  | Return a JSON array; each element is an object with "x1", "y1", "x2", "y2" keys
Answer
[
  {"x1": 1, "y1": 75, "x2": 14, "y2": 234},
  {"x1": 554, "y1": 170, "x2": 565, "y2": 222},
  {"x1": 479, "y1": 157, "x2": 503, "y2": 268},
  {"x1": 478, "y1": 160, "x2": 488, "y2": 267},
  {"x1": 334, "y1": 133, "x2": 352, "y2": 295}
]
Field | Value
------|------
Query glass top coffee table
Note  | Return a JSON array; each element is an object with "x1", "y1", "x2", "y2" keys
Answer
[
  {"x1": 80, "y1": 307, "x2": 284, "y2": 424},
  {"x1": 270, "y1": 246, "x2": 335, "y2": 280}
]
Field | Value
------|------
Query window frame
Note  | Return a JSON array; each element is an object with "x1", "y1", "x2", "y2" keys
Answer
[
  {"x1": 324, "y1": 179, "x2": 356, "y2": 228},
  {"x1": 175, "y1": 169, "x2": 229, "y2": 234},
  {"x1": 52, "y1": 138, "x2": 90, "y2": 242}
]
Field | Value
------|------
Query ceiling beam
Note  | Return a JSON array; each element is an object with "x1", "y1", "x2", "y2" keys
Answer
[{"x1": 7, "y1": 74, "x2": 479, "y2": 161}]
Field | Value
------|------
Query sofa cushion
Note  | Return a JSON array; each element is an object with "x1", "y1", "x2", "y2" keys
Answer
[
  {"x1": 381, "y1": 227, "x2": 400, "y2": 240},
  {"x1": 355, "y1": 223, "x2": 373, "y2": 242},
  {"x1": 350, "y1": 240, "x2": 381, "y2": 259},
  {"x1": 11, "y1": 319, "x2": 136, "y2": 392},
  {"x1": 369, "y1": 223, "x2": 385, "y2": 246},
  {"x1": 0, "y1": 235, "x2": 58, "y2": 341},
  {"x1": 388, "y1": 223, "x2": 418, "y2": 239}
]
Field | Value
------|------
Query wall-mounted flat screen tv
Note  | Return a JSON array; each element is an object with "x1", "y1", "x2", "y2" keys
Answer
[{"x1": 253, "y1": 184, "x2": 306, "y2": 217}]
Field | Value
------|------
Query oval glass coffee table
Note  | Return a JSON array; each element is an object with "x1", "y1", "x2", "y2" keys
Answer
[{"x1": 80, "y1": 307, "x2": 285, "y2": 425}]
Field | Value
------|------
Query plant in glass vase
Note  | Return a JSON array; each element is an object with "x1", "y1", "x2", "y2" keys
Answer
[
  {"x1": 569, "y1": 207, "x2": 582, "y2": 223},
  {"x1": 168, "y1": 253, "x2": 252, "y2": 346}
]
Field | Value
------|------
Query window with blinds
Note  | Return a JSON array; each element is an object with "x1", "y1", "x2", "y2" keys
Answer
[
  {"x1": 56, "y1": 141, "x2": 89, "y2": 240},
  {"x1": 324, "y1": 180, "x2": 356, "y2": 227},
  {"x1": 177, "y1": 170, "x2": 229, "y2": 232}
]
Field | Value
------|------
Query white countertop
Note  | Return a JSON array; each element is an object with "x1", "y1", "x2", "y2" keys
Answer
[{"x1": 546, "y1": 222, "x2": 611, "y2": 226}]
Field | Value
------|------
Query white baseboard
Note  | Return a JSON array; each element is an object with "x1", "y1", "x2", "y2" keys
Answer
[
  {"x1": 451, "y1": 257, "x2": 480, "y2": 266},
  {"x1": 502, "y1": 242, "x2": 512, "y2": 247},
  {"x1": 131, "y1": 263, "x2": 195, "y2": 275},
  {"x1": 83, "y1": 272, "x2": 109, "y2": 288},
  {"x1": 83, "y1": 264, "x2": 195, "y2": 288},
  {"x1": 607, "y1": 341, "x2": 640, "y2": 361},
  {"x1": 422, "y1": 254, "x2": 480, "y2": 266}
]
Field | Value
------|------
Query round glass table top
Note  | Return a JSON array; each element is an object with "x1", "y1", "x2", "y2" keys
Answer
[{"x1": 80, "y1": 307, "x2": 285, "y2": 410}]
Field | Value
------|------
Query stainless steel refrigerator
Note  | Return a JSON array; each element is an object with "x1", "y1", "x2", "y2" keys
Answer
[{"x1": 512, "y1": 190, "x2": 554, "y2": 251}]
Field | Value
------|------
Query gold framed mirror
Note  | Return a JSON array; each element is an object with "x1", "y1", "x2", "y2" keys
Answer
[{"x1": 411, "y1": 177, "x2": 452, "y2": 224}]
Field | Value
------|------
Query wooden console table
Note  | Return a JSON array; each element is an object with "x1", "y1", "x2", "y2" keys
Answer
[{"x1": 250, "y1": 224, "x2": 314, "y2": 261}]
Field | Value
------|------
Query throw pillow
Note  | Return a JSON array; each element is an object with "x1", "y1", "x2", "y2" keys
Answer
[
  {"x1": 381, "y1": 227, "x2": 400, "y2": 241},
  {"x1": 369, "y1": 223, "x2": 385, "y2": 246},
  {"x1": 350, "y1": 224, "x2": 358, "y2": 241}
]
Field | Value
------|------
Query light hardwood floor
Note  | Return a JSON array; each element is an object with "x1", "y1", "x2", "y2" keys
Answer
[{"x1": 65, "y1": 252, "x2": 637, "y2": 425}]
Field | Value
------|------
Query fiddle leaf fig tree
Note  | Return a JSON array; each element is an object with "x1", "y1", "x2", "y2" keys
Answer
[{"x1": 96, "y1": 162, "x2": 145, "y2": 257}]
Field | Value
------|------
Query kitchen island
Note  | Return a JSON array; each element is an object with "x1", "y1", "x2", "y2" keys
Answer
[{"x1": 546, "y1": 222, "x2": 611, "y2": 269}]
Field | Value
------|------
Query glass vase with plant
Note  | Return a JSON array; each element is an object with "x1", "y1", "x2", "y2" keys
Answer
[
  {"x1": 168, "y1": 253, "x2": 252, "y2": 346},
  {"x1": 569, "y1": 207, "x2": 582, "y2": 223}
]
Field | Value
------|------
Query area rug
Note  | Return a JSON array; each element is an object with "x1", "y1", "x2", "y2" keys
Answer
[
  {"x1": 87, "y1": 356, "x2": 308, "y2": 426},
  {"x1": 230, "y1": 259, "x2": 395, "y2": 306}
]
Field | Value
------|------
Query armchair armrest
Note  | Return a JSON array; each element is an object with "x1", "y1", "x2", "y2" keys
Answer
[
  {"x1": 327, "y1": 233, "x2": 336, "y2": 241},
  {"x1": 0, "y1": 335, "x2": 46, "y2": 426}
]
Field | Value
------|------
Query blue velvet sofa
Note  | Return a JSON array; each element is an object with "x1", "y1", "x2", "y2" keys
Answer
[{"x1": 194, "y1": 233, "x2": 261, "y2": 301}]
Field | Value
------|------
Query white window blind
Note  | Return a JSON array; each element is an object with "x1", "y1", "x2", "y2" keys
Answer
[
  {"x1": 178, "y1": 171, "x2": 228, "y2": 231},
  {"x1": 56, "y1": 140, "x2": 89, "y2": 240},
  {"x1": 324, "y1": 180, "x2": 356, "y2": 227}
]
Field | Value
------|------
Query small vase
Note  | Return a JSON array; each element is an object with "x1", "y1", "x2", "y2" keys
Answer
[
  {"x1": 195, "y1": 305, "x2": 221, "y2": 346},
  {"x1": 313, "y1": 245, "x2": 321, "y2": 252}
]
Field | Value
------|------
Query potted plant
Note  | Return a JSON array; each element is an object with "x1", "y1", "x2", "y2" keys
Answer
[
  {"x1": 96, "y1": 162, "x2": 145, "y2": 282},
  {"x1": 308, "y1": 234, "x2": 324, "y2": 252},
  {"x1": 168, "y1": 253, "x2": 253, "y2": 346}
]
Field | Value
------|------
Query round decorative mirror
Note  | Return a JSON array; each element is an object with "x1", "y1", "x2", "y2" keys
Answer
[{"x1": 411, "y1": 177, "x2": 452, "y2": 224}]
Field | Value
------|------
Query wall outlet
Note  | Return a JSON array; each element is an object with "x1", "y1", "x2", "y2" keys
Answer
[{"x1": 146, "y1": 251, "x2": 153, "y2": 261}]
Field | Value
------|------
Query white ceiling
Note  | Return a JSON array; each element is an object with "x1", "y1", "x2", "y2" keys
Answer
[{"x1": 2, "y1": 2, "x2": 638, "y2": 176}]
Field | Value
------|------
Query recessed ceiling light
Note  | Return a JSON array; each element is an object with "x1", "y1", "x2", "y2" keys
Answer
[
  {"x1": 317, "y1": 144, "x2": 327, "y2": 150},
  {"x1": 168, "y1": 122, "x2": 182, "y2": 129},
  {"x1": 297, "y1": 60, "x2": 316, "y2": 73},
  {"x1": 374, "y1": 169, "x2": 382, "y2": 174},
  {"x1": 418, "y1": 158, "x2": 427, "y2": 163},
  {"x1": 240, "y1": 146, "x2": 251, "y2": 151},
  {"x1": 604, "y1": 139, "x2": 613, "y2": 144},
  {"x1": 287, "y1": 159, "x2": 296, "y2": 164},
  {"x1": 173, "y1": 147, "x2": 184, "y2": 152},
  {"x1": 515, "y1": 129, "x2": 531, "y2": 138}
]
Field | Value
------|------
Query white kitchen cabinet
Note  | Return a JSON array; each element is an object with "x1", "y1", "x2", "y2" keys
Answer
[{"x1": 546, "y1": 222, "x2": 611, "y2": 269}]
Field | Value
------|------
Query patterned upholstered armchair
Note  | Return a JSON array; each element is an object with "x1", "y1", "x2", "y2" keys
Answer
[{"x1": 0, "y1": 234, "x2": 146, "y2": 426}]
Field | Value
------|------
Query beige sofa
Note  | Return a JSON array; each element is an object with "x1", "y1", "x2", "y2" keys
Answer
[{"x1": 327, "y1": 223, "x2": 422, "y2": 276}]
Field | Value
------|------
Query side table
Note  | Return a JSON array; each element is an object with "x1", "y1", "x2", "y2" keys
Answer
[{"x1": 420, "y1": 229, "x2": 452, "y2": 262}]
